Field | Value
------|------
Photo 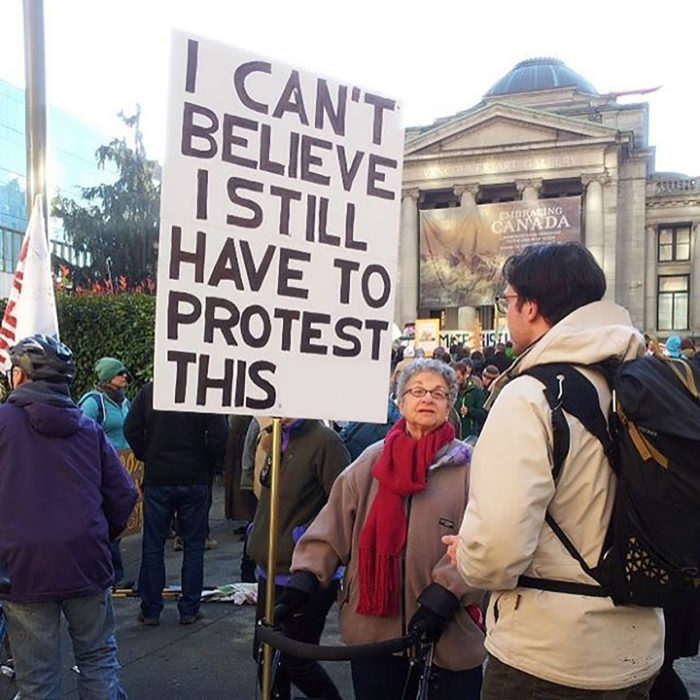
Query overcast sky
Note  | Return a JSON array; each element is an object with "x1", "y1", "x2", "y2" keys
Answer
[{"x1": 2, "y1": 0, "x2": 699, "y2": 175}]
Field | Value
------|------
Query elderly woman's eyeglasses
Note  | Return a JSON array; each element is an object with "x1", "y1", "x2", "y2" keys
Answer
[
  {"x1": 496, "y1": 294, "x2": 519, "y2": 314},
  {"x1": 402, "y1": 387, "x2": 449, "y2": 401}
]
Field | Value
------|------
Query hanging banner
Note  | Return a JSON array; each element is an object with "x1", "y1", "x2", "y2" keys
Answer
[
  {"x1": 419, "y1": 196, "x2": 581, "y2": 309},
  {"x1": 154, "y1": 32, "x2": 404, "y2": 423}
]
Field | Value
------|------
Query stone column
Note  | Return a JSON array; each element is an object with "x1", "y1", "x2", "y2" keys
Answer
[
  {"x1": 516, "y1": 178, "x2": 542, "y2": 203},
  {"x1": 397, "y1": 189, "x2": 420, "y2": 326},
  {"x1": 693, "y1": 222, "x2": 700, "y2": 335},
  {"x1": 454, "y1": 183, "x2": 480, "y2": 209},
  {"x1": 582, "y1": 174, "x2": 605, "y2": 271},
  {"x1": 453, "y1": 184, "x2": 480, "y2": 330},
  {"x1": 644, "y1": 225, "x2": 657, "y2": 333}
]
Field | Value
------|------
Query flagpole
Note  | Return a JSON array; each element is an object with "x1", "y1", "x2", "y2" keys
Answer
[
  {"x1": 261, "y1": 417, "x2": 282, "y2": 700},
  {"x1": 23, "y1": 0, "x2": 48, "y2": 239}
]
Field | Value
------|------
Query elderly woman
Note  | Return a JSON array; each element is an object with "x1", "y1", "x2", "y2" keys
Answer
[{"x1": 277, "y1": 359, "x2": 485, "y2": 700}]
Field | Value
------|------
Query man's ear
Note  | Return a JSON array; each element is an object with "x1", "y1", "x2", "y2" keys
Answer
[
  {"x1": 524, "y1": 298, "x2": 540, "y2": 323},
  {"x1": 12, "y1": 367, "x2": 27, "y2": 388}
]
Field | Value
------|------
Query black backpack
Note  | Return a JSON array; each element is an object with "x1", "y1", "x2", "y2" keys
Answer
[{"x1": 516, "y1": 354, "x2": 700, "y2": 607}]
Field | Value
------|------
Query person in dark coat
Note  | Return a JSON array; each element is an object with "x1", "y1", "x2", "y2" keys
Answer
[
  {"x1": 470, "y1": 350, "x2": 484, "y2": 375},
  {"x1": 0, "y1": 335, "x2": 137, "y2": 699},
  {"x1": 492, "y1": 343, "x2": 513, "y2": 373},
  {"x1": 248, "y1": 419, "x2": 350, "y2": 700},
  {"x1": 124, "y1": 382, "x2": 227, "y2": 626},
  {"x1": 452, "y1": 360, "x2": 487, "y2": 438},
  {"x1": 223, "y1": 414, "x2": 255, "y2": 523}
]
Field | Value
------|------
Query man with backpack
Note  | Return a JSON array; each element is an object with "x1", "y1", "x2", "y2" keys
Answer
[{"x1": 444, "y1": 243, "x2": 664, "y2": 698}]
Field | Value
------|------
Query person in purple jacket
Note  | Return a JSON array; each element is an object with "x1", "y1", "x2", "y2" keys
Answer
[{"x1": 0, "y1": 334, "x2": 138, "y2": 700}]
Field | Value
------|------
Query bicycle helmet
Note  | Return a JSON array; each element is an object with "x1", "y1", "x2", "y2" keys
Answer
[{"x1": 8, "y1": 334, "x2": 75, "y2": 384}]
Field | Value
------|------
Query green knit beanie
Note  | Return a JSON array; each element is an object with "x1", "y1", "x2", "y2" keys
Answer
[{"x1": 95, "y1": 357, "x2": 127, "y2": 383}]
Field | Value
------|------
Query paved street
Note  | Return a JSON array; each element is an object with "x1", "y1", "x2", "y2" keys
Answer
[
  {"x1": 56, "y1": 484, "x2": 352, "y2": 699},
  {"x1": 40, "y1": 484, "x2": 700, "y2": 698}
]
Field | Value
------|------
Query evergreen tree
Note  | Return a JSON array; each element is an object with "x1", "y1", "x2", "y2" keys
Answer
[{"x1": 52, "y1": 107, "x2": 160, "y2": 285}]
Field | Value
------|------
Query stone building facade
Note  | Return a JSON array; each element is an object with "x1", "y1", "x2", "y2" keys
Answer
[{"x1": 398, "y1": 58, "x2": 699, "y2": 341}]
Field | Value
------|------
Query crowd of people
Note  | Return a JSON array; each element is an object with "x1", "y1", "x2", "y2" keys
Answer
[{"x1": 0, "y1": 241, "x2": 698, "y2": 699}]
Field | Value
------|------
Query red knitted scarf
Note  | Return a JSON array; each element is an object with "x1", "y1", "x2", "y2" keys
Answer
[{"x1": 356, "y1": 417, "x2": 455, "y2": 617}]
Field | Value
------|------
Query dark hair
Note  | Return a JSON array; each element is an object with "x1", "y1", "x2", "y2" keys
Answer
[
  {"x1": 452, "y1": 359, "x2": 473, "y2": 374},
  {"x1": 503, "y1": 242, "x2": 606, "y2": 326}
]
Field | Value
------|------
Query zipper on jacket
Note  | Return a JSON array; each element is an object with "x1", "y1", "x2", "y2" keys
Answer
[
  {"x1": 493, "y1": 593, "x2": 502, "y2": 624},
  {"x1": 400, "y1": 494, "x2": 413, "y2": 641}
]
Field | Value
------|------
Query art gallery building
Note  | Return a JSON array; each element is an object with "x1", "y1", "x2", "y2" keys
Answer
[{"x1": 398, "y1": 58, "x2": 699, "y2": 343}]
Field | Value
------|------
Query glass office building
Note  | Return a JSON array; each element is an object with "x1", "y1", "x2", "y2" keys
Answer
[{"x1": 0, "y1": 79, "x2": 115, "y2": 274}]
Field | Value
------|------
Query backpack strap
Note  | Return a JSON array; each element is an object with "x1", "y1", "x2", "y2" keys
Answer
[
  {"x1": 523, "y1": 364, "x2": 615, "y2": 472},
  {"x1": 78, "y1": 391, "x2": 105, "y2": 426},
  {"x1": 654, "y1": 353, "x2": 699, "y2": 399},
  {"x1": 516, "y1": 363, "x2": 613, "y2": 598}
]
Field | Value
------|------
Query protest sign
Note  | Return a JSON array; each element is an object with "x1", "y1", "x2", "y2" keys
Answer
[
  {"x1": 414, "y1": 318, "x2": 441, "y2": 357},
  {"x1": 154, "y1": 33, "x2": 403, "y2": 422}
]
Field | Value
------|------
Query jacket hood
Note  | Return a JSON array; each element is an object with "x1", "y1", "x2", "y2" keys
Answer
[
  {"x1": 487, "y1": 301, "x2": 645, "y2": 406},
  {"x1": 8, "y1": 382, "x2": 82, "y2": 437}
]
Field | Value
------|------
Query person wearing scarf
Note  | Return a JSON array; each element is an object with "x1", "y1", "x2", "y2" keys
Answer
[
  {"x1": 277, "y1": 359, "x2": 486, "y2": 700},
  {"x1": 79, "y1": 357, "x2": 132, "y2": 587},
  {"x1": 79, "y1": 357, "x2": 131, "y2": 450}
]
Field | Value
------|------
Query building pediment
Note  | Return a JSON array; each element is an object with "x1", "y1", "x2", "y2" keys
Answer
[{"x1": 405, "y1": 103, "x2": 619, "y2": 158}]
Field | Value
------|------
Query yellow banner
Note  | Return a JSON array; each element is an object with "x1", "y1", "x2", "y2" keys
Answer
[{"x1": 117, "y1": 448, "x2": 144, "y2": 538}]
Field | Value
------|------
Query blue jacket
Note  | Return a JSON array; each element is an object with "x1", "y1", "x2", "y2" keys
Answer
[
  {"x1": 339, "y1": 398, "x2": 400, "y2": 461},
  {"x1": 0, "y1": 381, "x2": 138, "y2": 603},
  {"x1": 79, "y1": 390, "x2": 131, "y2": 451}
]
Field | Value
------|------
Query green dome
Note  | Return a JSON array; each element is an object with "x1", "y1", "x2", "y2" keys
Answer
[{"x1": 485, "y1": 58, "x2": 597, "y2": 97}]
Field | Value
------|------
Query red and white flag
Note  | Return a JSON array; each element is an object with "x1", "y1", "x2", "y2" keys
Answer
[{"x1": 0, "y1": 196, "x2": 60, "y2": 370}]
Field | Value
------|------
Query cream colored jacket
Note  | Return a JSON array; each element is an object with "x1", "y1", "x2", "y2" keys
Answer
[{"x1": 457, "y1": 301, "x2": 664, "y2": 690}]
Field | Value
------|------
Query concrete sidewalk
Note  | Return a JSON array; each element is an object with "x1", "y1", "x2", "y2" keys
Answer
[
  {"x1": 59, "y1": 483, "x2": 352, "y2": 698},
  {"x1": 52, "y1": 483, "x2": 699, "y2": 699}
]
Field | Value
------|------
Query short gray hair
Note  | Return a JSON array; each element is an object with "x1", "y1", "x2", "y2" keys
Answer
[{"x1": 396, "y1": 358, "x2": 458, "y2": 406}]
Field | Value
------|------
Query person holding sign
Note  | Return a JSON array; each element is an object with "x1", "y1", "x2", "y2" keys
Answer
[
  {"x1": 276, "y1": 359, "x2": 485, "y2": 699},
  {"x1": 248, "y1": 419, "x2": 350, "y2": 700}
]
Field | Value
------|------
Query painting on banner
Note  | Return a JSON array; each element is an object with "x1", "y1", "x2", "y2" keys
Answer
[
  {"x1": 420, "y1": 196, "x2": 581, "y2": 308},
  {"x1": 154, "y1": 33, "x2": 404, "y2": 423}
]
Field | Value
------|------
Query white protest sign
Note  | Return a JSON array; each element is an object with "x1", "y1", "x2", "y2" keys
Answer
[{"x1": 154, "y1": 32, "x2": 404, "y2": 422}]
